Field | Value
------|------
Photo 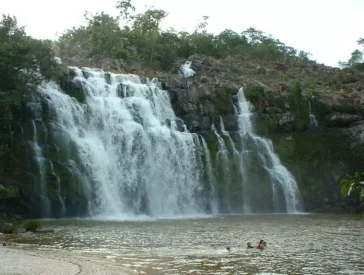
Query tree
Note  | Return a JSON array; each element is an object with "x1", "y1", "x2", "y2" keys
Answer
[
  {"x1": 130, "y1": 8, "x2": 168, "y2": 65},
  {"x1": 0, "y1": 14, "x2": 60, "y2": 180},
  {"x1": 347, "y1": 49, "x2": 363, "y2": 66},
  {"x1": 116, "y1": 0, "x2": 135, "y2": 21},
  {"x1": 340, "y1": 172, "x2": 364, "y2": 202},
  {"x1": 0, "y1": 14, "x2": 59, "y2": 92}
]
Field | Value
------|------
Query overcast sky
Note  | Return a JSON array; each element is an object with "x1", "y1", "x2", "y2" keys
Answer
[{"x1": 2, "y1": 0, "x2": 363, "y2": 67}]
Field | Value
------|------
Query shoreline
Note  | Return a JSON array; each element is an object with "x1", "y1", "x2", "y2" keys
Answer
[{"x1": 1, "y1": 245, "x2": 136, "y2": 275}]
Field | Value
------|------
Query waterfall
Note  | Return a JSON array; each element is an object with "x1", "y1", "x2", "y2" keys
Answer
[
  {"x1": 49, "y1": 160, "x2": 66, "y2": 217},
  {"x1": 31, "y1": 119, "x2": 51, "y2": 218},
  {"x1": 37, "y1": 67, "x2": 210, "y2": 218},
  {"x1": 235, "y1": 88, "x2": 302, "y2": 213},
  {"x1": 211, "y1": 122, "x2": 232, "y2": 212},
  {"x1": 308, "y1": 101, "x2": 318, "y2": 128},
  {"x1": 200, "y1": 137, "x2": 218, "y2": 214},
  {"x1": 220, "y1": 116, "x2": 252, "y2": 213}
]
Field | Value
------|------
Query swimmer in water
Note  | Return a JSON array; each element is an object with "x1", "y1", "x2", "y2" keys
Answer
[
  {"x1": 247, "y1": 242, "x2": 253, "y2": 248},
  {"x1": 256, "y1": 240, "x2": 265, "y2": 249}
]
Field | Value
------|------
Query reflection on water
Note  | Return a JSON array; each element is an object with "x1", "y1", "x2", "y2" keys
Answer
[{"x1": 13, "y1": 214, "x2": 364, "y2": 274}]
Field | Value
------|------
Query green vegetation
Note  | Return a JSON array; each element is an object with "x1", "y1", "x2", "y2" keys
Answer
[
  {"x1": 0, "y1": 223, "x2": 17, "y2": 234},
  {"x1": 0, "y1": 14, "x2": 60, "y2": 180},
  {"x1": 340, "y1": 172, "x2": 364, "y2": 202},
  {"x1": 288, "y1": 83, "x2": 309, "y2": 131},
  {"x1": 23, "y1": 220, "x2": 42, "y2": 232},
  {"x1": 58, "y1": 1, "x2": 314, "y2": 71},
  {"x1": 339, "y1": 36, "x2": 364, "y2": 69}
]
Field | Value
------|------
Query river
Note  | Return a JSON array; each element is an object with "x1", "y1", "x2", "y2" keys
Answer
[{"x1": 12, "y1": 214, "x2": 364, "y2": 274}]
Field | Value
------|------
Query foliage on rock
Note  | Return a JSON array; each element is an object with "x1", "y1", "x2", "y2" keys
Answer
[{"x1": 340, "y1": 172, "x2": 364, "y2": 202}]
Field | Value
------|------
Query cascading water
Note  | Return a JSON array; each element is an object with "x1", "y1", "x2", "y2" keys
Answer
[
  {"x1": 235, "y1": 88, "x2": 302, "y2": 213},
  {"x1": 48, "y1": 160, "x2": 66, "y2": 216},
  {"x1": 211, "y1": 123, "x2": 233, "y2": 212},
  {"x1": 38, "y1": 67, "x2": 212, "y2": 218},
  {"x1": 220, "y1": 116, "x2": 251, "y2": 213},
  {"x1": 31, "y1": 117, "x2": 51, "y2": 218},
  {"x1": 200, "y1": 137, "x2": 218, "y2": 214},
  {"x1": 308, "y1": 101, "x2": 318, "y2": 128}
]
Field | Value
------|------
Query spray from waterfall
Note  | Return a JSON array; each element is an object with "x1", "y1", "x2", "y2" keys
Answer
[{"x1": 179, "y1": 61, "x2": 196, "y2": 78}]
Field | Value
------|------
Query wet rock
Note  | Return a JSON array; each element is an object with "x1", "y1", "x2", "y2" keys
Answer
[
  {"x1": 116, "y1": 83, "x2": 132, "y2": 98},
  {"x1": 324, "y1": 112, "x2": 363, "y2": 127},
  {"x1": 221, "y1": 115, "x2": 239, "y2": 131},
  {"x1": 346, "y1": 121, "x2": 364, "y2": 148},
  {"x1": 181, "y1": 113, "x2": 201, "y2": 132},
  {"x1": 25, "y1": 102, "x2": 42, "y2": 120},
  {"x1": 278, "y1": 112, "x2": 295, "y2": 131},
  {"x1": 200, "y1": 117, "x2": 212, "y2": 130},
  {"x1": 60, "y1": 79, "x2": 87, "y2": 103},
  {"x1": 264, "y1": 107, "x2": 283, "y2": 114}
]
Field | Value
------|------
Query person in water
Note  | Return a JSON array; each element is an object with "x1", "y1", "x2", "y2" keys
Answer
[
  {"x1": 226, "y1": 246, "x2": 231, "y2": 252},
  {"x1": 256, "y1": 240, "x2": 265, "y2": 249},
  {"x1": 247, "y1": 242, "x2": 253, "y2": 248}
]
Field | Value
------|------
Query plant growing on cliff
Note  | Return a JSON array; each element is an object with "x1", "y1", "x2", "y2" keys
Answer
[
  {"x1": 288, "y1": 82, "x2": 309, "y2": 131},
  {"x1": 340, "y1": 172, "x2": 364, "y2": 202}
]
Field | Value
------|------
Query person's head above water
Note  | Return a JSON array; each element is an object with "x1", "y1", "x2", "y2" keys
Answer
[
  {"x1": 226, "y1": 246, "x2": 230, "y2": 251},
  {"x1": 247, "y1": 242, "x2": 253, "y2": 248},
  {"x1": 259, "y1": 240, "x2": 264, "y2": 244}
]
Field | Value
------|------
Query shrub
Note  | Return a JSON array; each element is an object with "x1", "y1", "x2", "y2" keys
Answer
[
  {"x1": 23, "y1": 220, "x2": 42, "y2": 232},
  {"x1": 0, "y1": 223, "x2": 17, "y2": 234}
]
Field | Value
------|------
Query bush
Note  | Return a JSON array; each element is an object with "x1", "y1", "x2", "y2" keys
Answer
[
  {"x1": 0, "y1": 223, "x2": 17, "y2": 234},
  {"x1": 23, "y1": 220, "x2": 42, "y2": 232}
]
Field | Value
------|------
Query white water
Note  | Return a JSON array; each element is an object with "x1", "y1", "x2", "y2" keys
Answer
[
  {"x1": 220, "y1": 116, "x2": 252, "y2": 213},
  {"x1": 31, "y1": 118, "x2": 51, "y2": 217},
  {"x1": 211, "y1": 122, "x2": 232, "y2": 212},
  {"x1": 49, "y1": 160, "x2": 66, "y2": 216},
  {"x1": 235, "y1": 88, "x2": 302, "y2": 213},
  {"x1": 179, "y1": 61, "x2": 196, "y2": 78},
  {"x1": 200, "y1": 137, "x2": 218, "y2": 214},
  {"x1": 308, "y1": 101, "x2": 318, "y2": 128},
  {"x1": 38, "y1": 68, "x2": 211, "y2": 218}
]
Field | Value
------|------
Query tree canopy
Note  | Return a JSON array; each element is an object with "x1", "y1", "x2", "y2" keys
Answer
[
  {"x1": 57, "y1": 1, "x2": 314, "y2": 71},
  {"x1": 0, "y1": 14, "x2": 60, "y2": 179},
  {"x1": 0, "y1": 15, "x2": 59, "y2": 93}
]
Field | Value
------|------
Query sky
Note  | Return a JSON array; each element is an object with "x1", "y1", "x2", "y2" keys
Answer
[{"x1": 1, "y1": 0, "x2": 364, "y2": 67}]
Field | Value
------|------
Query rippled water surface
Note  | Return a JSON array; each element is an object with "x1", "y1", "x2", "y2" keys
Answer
[{"x1": 13, "y1": 214, "x2": 364, "y2": 274}]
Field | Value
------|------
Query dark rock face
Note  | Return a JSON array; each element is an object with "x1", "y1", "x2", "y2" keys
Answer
[{"x1": 324, "y1": 112, "x2": 363, "y2": 127}]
